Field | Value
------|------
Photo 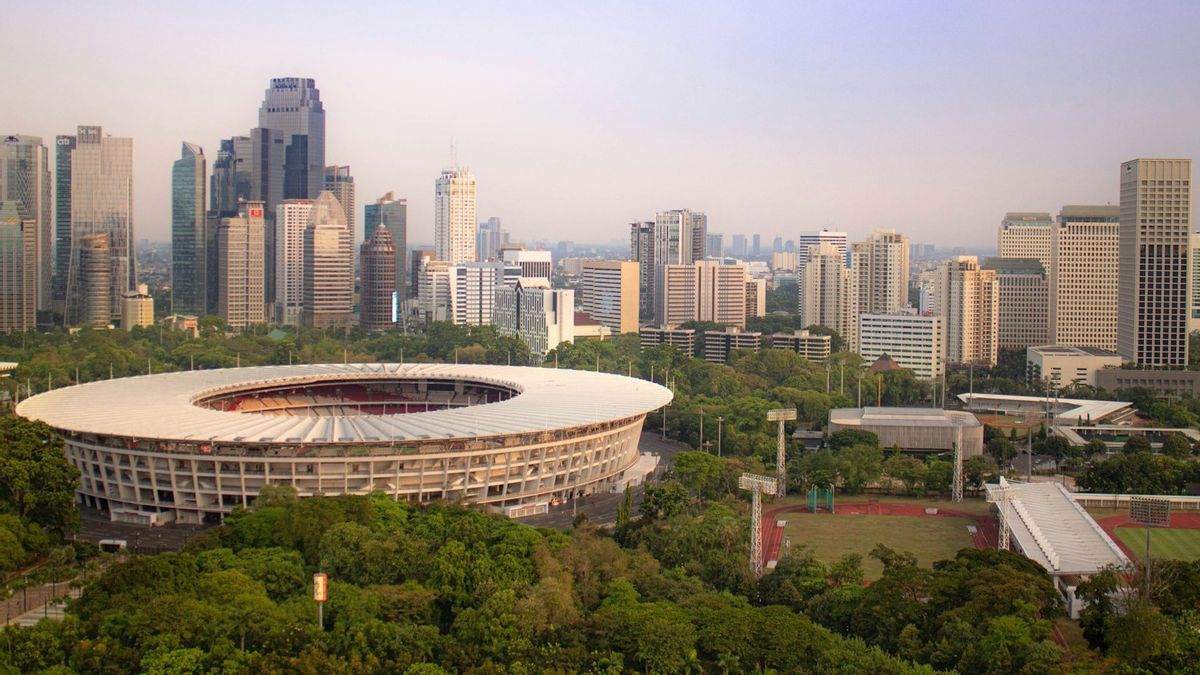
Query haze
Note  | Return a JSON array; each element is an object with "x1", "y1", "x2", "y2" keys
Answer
[{"x1": 5, "y1": 0, "x2": 1200, "y2": 247}]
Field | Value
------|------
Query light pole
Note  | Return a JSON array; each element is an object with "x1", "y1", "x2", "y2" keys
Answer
[
  {"x1": 717, "y1": 416, "x2": 724, "y2": 457},
  {"x1": 699, "y1": 408, "x2": 704, "y2": 450}
]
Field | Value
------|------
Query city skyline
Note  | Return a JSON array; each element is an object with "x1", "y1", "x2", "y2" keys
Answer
[{"x1": 6, "y1": 2, "x2": 1200, "y2": 247}]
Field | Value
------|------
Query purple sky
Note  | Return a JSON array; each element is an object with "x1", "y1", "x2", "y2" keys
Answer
[{"x1": 6, "y1": 1, "x2": 1200, "y2": 247}]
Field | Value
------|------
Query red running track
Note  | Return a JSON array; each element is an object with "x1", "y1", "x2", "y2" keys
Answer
[{"x1": 761, "y1": 502, "x2": 1000, "y2": 568}]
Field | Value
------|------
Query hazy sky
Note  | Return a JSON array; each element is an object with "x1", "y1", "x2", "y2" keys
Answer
[{"x1": 6, "y1": 1, "x2": 1200, "y2": 248}]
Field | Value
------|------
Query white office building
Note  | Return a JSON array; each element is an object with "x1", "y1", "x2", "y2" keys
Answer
[
  {"x1": 859, "y1": 312, "x2": 943, "y2": 380},
  {"x1": 274, "y1": 199, "x2": 312, "y2": 326},
  {"x1": 434, "y1": 167, "x2": 477, "y2": 265}
]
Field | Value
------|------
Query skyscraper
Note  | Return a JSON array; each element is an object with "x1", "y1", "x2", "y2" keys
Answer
[
  {"x1": 655, "y1": 260, "x2": 748, "y2": 328},
  {"x1": 934, "y1": 256, "x2": 998, "y2": 366},
  {"x1": 1118, "y1": 158, "x2": 1192, "y2": 367},
  {"x1": 797, "y1": 230, "x2": 849, "y2": 269},
  {"x1": 77, "y1": 232, "x2": 111, "y2": 327},
  {"x1": 63, "y1": 126, "x2": 134, "y2": 326},
  {"x1": 501, "y1": 248, "x2": 552, "y2": 281},
  {"x1": 851, "y1": 228, "x2": 909, "y2": 315},
  {"x1": 799, "y1": 243, "x2": 858, "y2": 350},
  {"x1": 1, "y1": 135, "x2": 50, "y2": 314},
  {"x1": 629, "y1": 221, "x2": 655, "y2": 316},
  {"x1": 216, "y1": 201, "x2": 265, "y2": 329},
  {"x1": 655, "y1": 209, "x2": 706, "y2": 264},
  {"x1": 303, "y1": 191, "x2": 352, "y2": 328},
  {"x1": 494, "y1": 278, "x2": 574, "y2": 359},
  {"x1": 476, "y1": 216, "x2": 506, "y2": 261},
  {"x1": 0, "y1": 201, "x2": 35, "y2": 332},
  {"x1": 359, "y1": 224, "x2": 396, "y2": 332},
  {"x1": 731, "y1": 234, "x2": 747, "y2": 258},
  {"x1": 259, "y1": 78, "x2": 326, "y2": 201},
  {"x1": 752, "y1": 234, "x2": 761, "y2": 257},
  {"x1": 171, "y1": 142, "x2": 206, "y2": 315},
  {"x1": 324, "y1": 165, "x2": 354, "y2": 230},
  {"x1": 52, "y1": 134, "x2": 75, "y2": 314},
  {"x1": 434, "y1": 167, "x2": 477, "y2": 264},
  {"x1": 364, "y1": 192, "x2": 408, "y2": 319},
  {"x1": 1049, "y1": 205, "x2": 1120, "y2": 350},
  {"x1": 275, "y1": 199, "x2": 313, "y2": 326},
  {"x1": 998, "y1": 212, "x2": 1053, "y2": 270}
]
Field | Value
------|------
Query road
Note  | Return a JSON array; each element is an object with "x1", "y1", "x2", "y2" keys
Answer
[
  {"x1": 78, "y1": 507, "x2": 210, "y2": 554},
  {"x1": 519, "y1": 432, "x2": 689, "y2": 529}
]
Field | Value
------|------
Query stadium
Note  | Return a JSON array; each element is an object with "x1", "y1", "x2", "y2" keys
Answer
[{"x1": 16, "y1": 363, "x2": 673, "y2": 525}]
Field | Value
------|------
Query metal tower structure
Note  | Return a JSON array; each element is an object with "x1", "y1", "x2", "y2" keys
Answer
[
  {"x1": 739, "y1": 472, "x2": 779, "y2": 578},
  {"x1": 767, "y1": 408, "x2": 796, "y2": 496},
  {"x1": 952, "y1": 426, "x2": 964, "y2": 503},
  {"x1": 987, "y1": 476, "x2": 1014, "y2": 550}
]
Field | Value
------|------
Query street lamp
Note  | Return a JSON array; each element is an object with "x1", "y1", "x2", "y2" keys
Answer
[
  {"x1": 717, "y1": 416, "x2": 724, "y2": 457},
  {"x1": 699, "y1": 408, "x2": 704, "y2": 450}
]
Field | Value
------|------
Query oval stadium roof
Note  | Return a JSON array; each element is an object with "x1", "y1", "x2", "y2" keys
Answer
[{"x1": 17, "y1": 363, "x2": 674, "y2": 445}]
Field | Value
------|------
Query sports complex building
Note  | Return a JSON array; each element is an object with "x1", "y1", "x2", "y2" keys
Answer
[{"x1": 17, "y1": 363, "x2": 673, "y2": 525}]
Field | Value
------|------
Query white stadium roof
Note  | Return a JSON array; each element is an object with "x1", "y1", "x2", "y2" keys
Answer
[
  {"x1": 986, "y1": 478, "x2": 1130, "y2": 577},
  {"x1": 16, "y1": 363, "x2": 673, "y2": 445}
]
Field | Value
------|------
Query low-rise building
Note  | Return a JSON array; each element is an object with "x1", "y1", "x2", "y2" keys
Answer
[
  {"x1": 640, "y1": 325, "x2": 696, "y2": 355},
  {"x1": 827, "y1": 407, "x2": 984, "y2": 456},
  {"x1": 1095, "y1": 368, "x2": 1200, "y2": 401},
  {"x1": 768, "y1": 329, "x2": 831, "y2": 362},
  {"x1": 704, "y1": 327, "x2": 761, "y2": 364},
  {"x1": 121, "y1": 284, "x2": 154, "y2": 330},
  {"x1": 1026, "y1": 345, "x2": 1125, "y2": 389},
  {"x1": 573, "y1": 312, "x2": 612, "y2": 341}
]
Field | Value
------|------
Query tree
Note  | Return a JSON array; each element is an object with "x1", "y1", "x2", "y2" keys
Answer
[
  {"x1": 1123, "y1": 435, "x2": 1152, "y2": 455},
  {"x1": 835, "y1": 444, "x2": 883, "y2": 494},
  {"x1": 986, "y1": 436, "x2": 1015, "y2": 464},
  {"x1": 672, "y1": 451, "x2": 724, "y2": 500},
  {"x1": 0, "y1": 417, "x2": 80, "y2": 536},
  {"x1": 1162, "y1": 433, "x2": 1192, "y2": 460},
  {"x1": 963, "y1": 455, "x2": 995, "y2": 491},
  {"x1": 1084, "y1": 438, "x2": 1109, "y2": 459},
  {"x1": 883, "y1": 456, "x2": 926, "y2": 495},
  {"x1": 828, "y1": 429, "x2": 880, "y2": 452}
]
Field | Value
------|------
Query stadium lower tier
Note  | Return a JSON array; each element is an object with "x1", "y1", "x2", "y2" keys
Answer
[{"x1": 63, "y1": 416, "x2": 646, "y2": 524}]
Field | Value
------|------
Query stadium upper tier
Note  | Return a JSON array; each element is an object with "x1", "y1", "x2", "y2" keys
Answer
[{"x1": 17, "y1": 363, "x2": 674, "y2": 445}]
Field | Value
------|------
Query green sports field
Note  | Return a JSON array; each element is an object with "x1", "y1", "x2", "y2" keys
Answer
[
  {"x1": 778, "y1": 514, "x2": 976, "y2": 580},
  {"x1": 1115, "y1": 526, "x2": 1200, "y2": 562}
]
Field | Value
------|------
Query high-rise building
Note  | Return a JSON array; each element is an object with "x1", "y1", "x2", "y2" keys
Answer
[
  {"x1": 579, "y1": 260, "x2": 639, "y2": 335},
  {"x1": 52, "y1": 134, "x2": 76, "y2": 313},
  {"x1": 171, "y1": 143, "x2": 206, "y2": 316},
  {"x1": 655, "y1": 209, "x2": 706, "y2": 264},
  {"x1": 998, "y1": 212, "x2": 1053, "y2": 270},
  {"x1": 980, "y1": 257, "x2": 1048, "y2": 350},
  {"x1": 216, "y1": 201, "x2": 265, "y2": 329},
  {"x1": 772, "y1": 236, "x2": 783, "y2": 253},
  {"x1": 494, "y1": 277, "x2": 574, "y2": 359},
  {"x1": 359, "y1": 224, "x2": 396, "y2": 332},
  {"x1": 851, "y1": 228, "x2": 909, "y2": 315},
  {"x1": 324, "y1": 166, "x2": 354, "y2": 231},
  {"x1": 121, "y1": 283, "x2": 154, "y2": 330},
  {"x1": 858, "y1": 312, "x2": 943, "y2": 380},
  {"x1": 63, "y1": 126, "x2": 134, "y2": 326},
  {"x1": 501, "y1": 248, "x2": 552, "y2": 281},
  {"x1": 797, "y1": 230, "x2": 848, "y2": 268},
  {"x1": 410, "y1": 248, "x2": 436, "y2": 301},
  {"x1": 934, "y1": 256, "x2": 998, "y2": 366},
  {"x1": 629, "y1": 221, "x2": 655, "y2": 316},
  {"x1": 746, "y1": 278, "x2": 767, "y2": 319},
  {"x1": 752, "y1": 234, "x2": 761, "y2": 257},
  {"x1": 731, "y1": 234, "x2": 748, "y2": 258},
  {"x1": 705, "y1": 233, "x2": 724, "y2": 258},
  {"x1": 1118, "y1": 159, "x2": 1192, "y2": 367},
  {"x1": 0, "y1": 200, "x2": 36, "y2": 332},
  {"x1": 302, "y1": 191, "x2": 353, "y2": 328},
  {"x1": 77, "y1": 232, "x2": 111, "y2": 327},
  {"x1": 1050, "y1": 205, "x2": 1120, "y2": 350},
  {"x1": 476, "y1": 216, "x2": 507, "y2": 261},
  {"x1": 364, "y1": 192, "x2": 408, "y2": 320},
  {"x1": 259, "y1": 78, "x2": 326, "y2": 201},
  {"x1": 417, "y1": 257, "x2": 451, "y2": 323},
  {"x1": 655, "y1": 260, "x2": 748, "y2": 328},
  {"x1": 446, "y1": 261, "x2": 513, "y2": 326},
  {"x1": 434, "y1": 167, "x2": 477, "y2": 264},
  {"x1": 1, "y1": 135, "x2": 50, "y2": 313},
  {"x1": 274, "y1": 199, "x2": 313, "y2": 325},
  {"x1": 799, "y1": 243, "x2": 858, "y2": 350}
]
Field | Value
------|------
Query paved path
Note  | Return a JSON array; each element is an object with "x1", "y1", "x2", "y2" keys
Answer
[
  {"x1": 519, "y1": 432, "x2": 690, "y2": 529},
  {"x1": 5, "y1": 589, "x2": 79, "y2": 626},
  {"x1": 2, "y1": 581, "x2": 79, "y2": 626},
  {"x1": 78, "y1": 507, "x2": 210, "y2": 554}
]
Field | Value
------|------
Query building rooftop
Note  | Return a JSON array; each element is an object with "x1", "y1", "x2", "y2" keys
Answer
[
  {"x1": 1028, "y1": 345, "x2": 1123, "y2": 358},
  {"x1": 830, "y1": 407, "x2": 981, "y2": 429},
  {"x1": 958, "y1": 393, "x2": 1133, "y2": 424},
  {"x1": 16, "y1": 363, "x2": 673, "y2": 445},
  {"x1": 985, "y1": 478, "x2": 1129, "y2": 576}
]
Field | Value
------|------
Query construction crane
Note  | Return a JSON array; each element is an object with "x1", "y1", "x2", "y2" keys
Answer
[{"x1": 739, "y1": 472, "x2": 779, "y2": 578}]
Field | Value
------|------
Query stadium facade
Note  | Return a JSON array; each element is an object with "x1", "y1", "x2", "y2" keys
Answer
[{"x1": 17, "y1": 364, "x2": 673, "y2": 524}]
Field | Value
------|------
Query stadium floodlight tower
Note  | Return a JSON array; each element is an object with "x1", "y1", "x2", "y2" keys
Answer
[
  {"x1": 739, "y1": 472, "x2": 779, "y2": 578},
  {"x1": 767, "y1": 408, "x2": 797, "y2": 496},
  {"x1": 987, "y1": 476, "x2": 1015, "y2": 550},
  {"x1": 952, "y1": 425, "x2": 964, "y2": 503}
]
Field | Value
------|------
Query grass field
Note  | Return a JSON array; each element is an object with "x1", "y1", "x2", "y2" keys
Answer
[
  {"x1": 778, "y1": 513, "x2": 976, "y2": 580},
  {"x1": 772, "y1": 493, "x2": 995, "y2": 516},
  {"x1": 1115, "y1": 526, "x2": 1200, "y2": 562}
]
